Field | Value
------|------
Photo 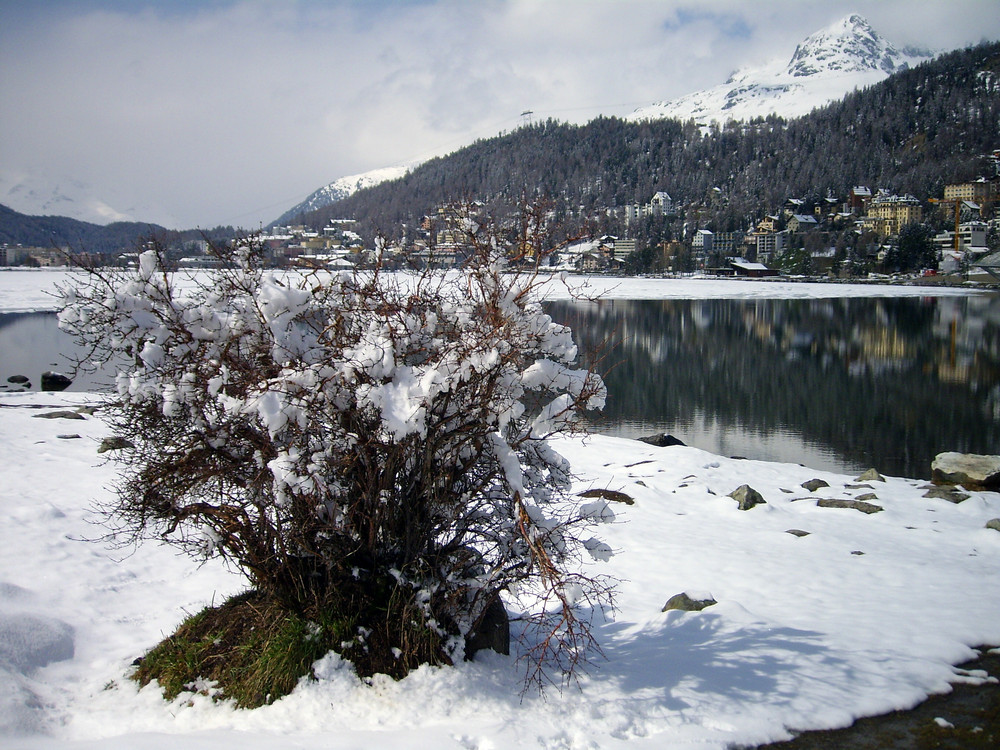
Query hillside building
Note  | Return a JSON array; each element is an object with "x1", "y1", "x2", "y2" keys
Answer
[
  {"x1": 869, "y1": 192, "x2": 923, "y2": 236},
  {"x1": 933, "y1": 222, "x2": 988, "y2": 256},
  {"x1": 944, "y1": 180, "x2": 994, "y2": 205}
]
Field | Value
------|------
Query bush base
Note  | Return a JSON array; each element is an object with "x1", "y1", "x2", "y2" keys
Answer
[{"x1": 132, "y1": 584, "x2": 454, "y2": 708}]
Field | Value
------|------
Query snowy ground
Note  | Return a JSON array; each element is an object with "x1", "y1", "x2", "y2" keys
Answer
[
  {"x1": 3, "y1": 390, "x2": 999, "y2": 749},
  {"x1": 2, "y1": 269, "x2": 999, "y2": 748}
]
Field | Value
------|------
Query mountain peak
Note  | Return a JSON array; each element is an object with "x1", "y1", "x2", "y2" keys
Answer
[
  {"x1": 786, "y1": 13, "x2": 905, "y2": 78},
  {"x1": 629, "y1": 15, "x2": 932, "y2": 125}
]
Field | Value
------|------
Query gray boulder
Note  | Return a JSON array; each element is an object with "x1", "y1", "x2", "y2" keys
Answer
[
  {"x1": 922, "y1": 487, "x2": 971, "y2": 504},
  {"x1": 662, "y1": 593, "x2": 717, "y2": 612},
  {"x1": 801, "y1": 478, "x2": 830, "y2": 492},
  {"x1": 637, "y1": 433, "x2": 686, "y2": 448},
  {"x1": 931, "y1": 452, "x2": 1000, "y2": 490},
  {"x1": 855, "y1": 468, "x2": 885, "y2": 482},
  {"x1": 986, "y1": 519, "x2": 1000, "y2": 532},
  {"x1": 817, "y1": 498, "x2": 883, "y2": 514},
  {"x1": 728, "y1": 484, "x2": 766, "y2": 510}
]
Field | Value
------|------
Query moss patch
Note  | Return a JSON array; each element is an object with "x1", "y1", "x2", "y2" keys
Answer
[
  {"x1": 132, "y1": 590, "x2": 357, "y2": 707},
  {"x1": 132, "y1": 582, "x2": 454, "y2": 708}
]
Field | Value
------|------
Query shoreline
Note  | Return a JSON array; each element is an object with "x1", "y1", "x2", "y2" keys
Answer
[{"x1": 753, "y1": 646, "x2": 1000, "y2": 748}]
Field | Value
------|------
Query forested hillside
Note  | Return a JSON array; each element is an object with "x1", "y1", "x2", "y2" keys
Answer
[
  {"x1": 0, "y1": 204, "x2": 236, "y2": 256},
  {"x1": 300, "y1": 41, "x2": 999, "y2": 243}
]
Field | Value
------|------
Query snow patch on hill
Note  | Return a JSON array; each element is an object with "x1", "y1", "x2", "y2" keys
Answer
[{"x1": 273, "y1": 163, "x2": 415, "y2": 226}]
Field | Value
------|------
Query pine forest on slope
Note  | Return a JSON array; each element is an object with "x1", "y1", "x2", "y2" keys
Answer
[
  {"x1": 294, "y1": 41, "x2": 999, "y2": 249},
  {"x1": 280, "y1": 14, "x2": 934, "y2": 227}
]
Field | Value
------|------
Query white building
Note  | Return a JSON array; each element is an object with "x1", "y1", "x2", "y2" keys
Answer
[
  {"x1": 934, "y1": 222, "x2": 988, "y2": 256},
  {"x1": 649, "y1": 191, "x2": 673, "y2": 216}
]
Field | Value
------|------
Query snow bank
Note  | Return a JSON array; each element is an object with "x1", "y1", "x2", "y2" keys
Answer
[{"x1": 2, "y1": 390, "x2": 998, "y2": 749}]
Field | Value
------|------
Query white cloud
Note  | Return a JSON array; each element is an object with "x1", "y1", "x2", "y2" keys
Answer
[{"x1": 0, "y1": 0, "x2": 997, "y2": 228}]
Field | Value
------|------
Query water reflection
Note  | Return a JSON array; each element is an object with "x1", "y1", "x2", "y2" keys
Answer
[
  {"x1": 0, "y1": 312, "x2": 118, "y2": 392},
  {"x1": 5, "y1": 299, "x2": 1000, "y2": 479},
  {"x1": 547, "y1": 296, "x2": 1000, "y2": 479}
]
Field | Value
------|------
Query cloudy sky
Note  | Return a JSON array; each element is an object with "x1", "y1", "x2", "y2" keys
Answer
[{"x1": 1, "y1": 0, "x2": 998, "y2": 229}]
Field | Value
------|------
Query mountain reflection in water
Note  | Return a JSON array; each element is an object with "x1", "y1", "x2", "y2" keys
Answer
[{"x1": 546, "y1": 296, "x2": 1000, "y2": 479}]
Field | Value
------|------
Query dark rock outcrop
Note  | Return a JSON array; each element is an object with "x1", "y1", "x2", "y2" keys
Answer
[
  {"x1": 98, "y1": 437, "x2": 135, "y2": 454},
  {"x1": 40, "y1": 372, "x2": 72, "y2": 392},
  {"x1": 32, "y1": 410, "x2": 84, "y2": 420},
  {"x1": 637, "y1": 433, "x2": 686, "y2": 448},
  {"x1": 801, "y1": 478, "x2": 830, "y2": 492},
  {"x1": 922, "y1": 487, "x2": 971, "y2": 504},
  {"x1": 578, "y1": 488, "x2": 634, "y2": 505},
  {"x1": 465, "y1": 596, "x2": 510, "y2": 658},
  {"x1": 817, "y1": 498, "x2": 883, "y2": 514}
]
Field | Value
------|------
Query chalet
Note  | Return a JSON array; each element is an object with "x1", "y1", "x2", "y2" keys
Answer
[
  {"x1": 756, "y1": 215, "x2": 780, "y2": 233},
  {"x1": 782, "y1": 198, "x2": 805, "y2": 217},
  {"x1": 580, "y1": 251, "x2": 606, "y2": 272}
]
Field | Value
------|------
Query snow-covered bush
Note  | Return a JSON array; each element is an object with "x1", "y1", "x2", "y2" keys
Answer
[{"x1": 59, "y1": 218, "x2": 614, "y2": 692}]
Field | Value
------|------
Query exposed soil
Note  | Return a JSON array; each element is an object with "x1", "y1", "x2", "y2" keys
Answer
[{"x1": 750, "y1": 647, "x2": 1000, "y2": 749}]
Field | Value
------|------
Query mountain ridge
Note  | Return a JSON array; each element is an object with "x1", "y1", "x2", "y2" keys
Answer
[
  {"x1": 301, "y1": 40, "x2": 999, "y2": 245},
  {"x1": 629, "y1": 14, "x2": 932, "y2": 123},
  {"x1": 283, "y1": 14, "x2": 936, "y2": 224}
]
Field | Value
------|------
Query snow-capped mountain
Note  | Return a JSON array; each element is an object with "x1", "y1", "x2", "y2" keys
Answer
[
  {"x1": 273, "y1": 164, "x2": 414, "y2": 226},
  {"x1": 630, "y1": 14, "x2": 933, "y2": 124},
  {"x1": 0, "y1": 169, "x2": 171, "y2": 227}
]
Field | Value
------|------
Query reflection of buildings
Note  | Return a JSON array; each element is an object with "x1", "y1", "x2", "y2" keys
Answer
[{"x1": 547, "y1": 296, "x2": 1000, "y2": 480}]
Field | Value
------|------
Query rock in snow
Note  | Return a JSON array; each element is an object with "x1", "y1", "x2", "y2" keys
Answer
[
  {"x1": 728, "y1": 484, "x2": 766, "y2": 510},
  {"x1": 932, "y1": 452, "x2": 1000, "y2": 490}
]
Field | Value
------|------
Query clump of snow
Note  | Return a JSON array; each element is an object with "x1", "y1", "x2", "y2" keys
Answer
[{"x1": 1, "y1": 390, "x2": 998, "y2": 748}]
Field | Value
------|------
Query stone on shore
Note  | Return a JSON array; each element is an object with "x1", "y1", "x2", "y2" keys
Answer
[{"x1": 931, "y1": 452, "x2": 1000, "y2": 490}]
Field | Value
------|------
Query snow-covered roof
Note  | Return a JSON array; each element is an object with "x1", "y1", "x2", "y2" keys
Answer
[{"x1": 731, "y1": 260, "x2": 770, "y2": 271}]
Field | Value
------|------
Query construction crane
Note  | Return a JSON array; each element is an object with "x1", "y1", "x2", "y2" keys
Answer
[{"x1": 928, "y1": 196, "x2": 964, "y2": 255}]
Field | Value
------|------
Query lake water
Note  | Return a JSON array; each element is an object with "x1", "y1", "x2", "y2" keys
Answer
[
  {"x1": 546, "y1": 296, "x2": 1000, "y2": 479},
  {"x1": 0, "y1": 311, "x2": 119, "y2": 392},
  {"x1": 3, "y1": 296, "x2": 999, "y2": 479}
]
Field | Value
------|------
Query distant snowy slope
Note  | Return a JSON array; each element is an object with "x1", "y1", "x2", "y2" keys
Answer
[
  {"x1": 630, "y1": 14, "x2": 933, "y2": 124},
  {"x1": 0, "y1": 169, "x2": 172, "y2": 227},
  {"x1": 274, "y1": 164, "x2": 414, "y2": 226}
]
